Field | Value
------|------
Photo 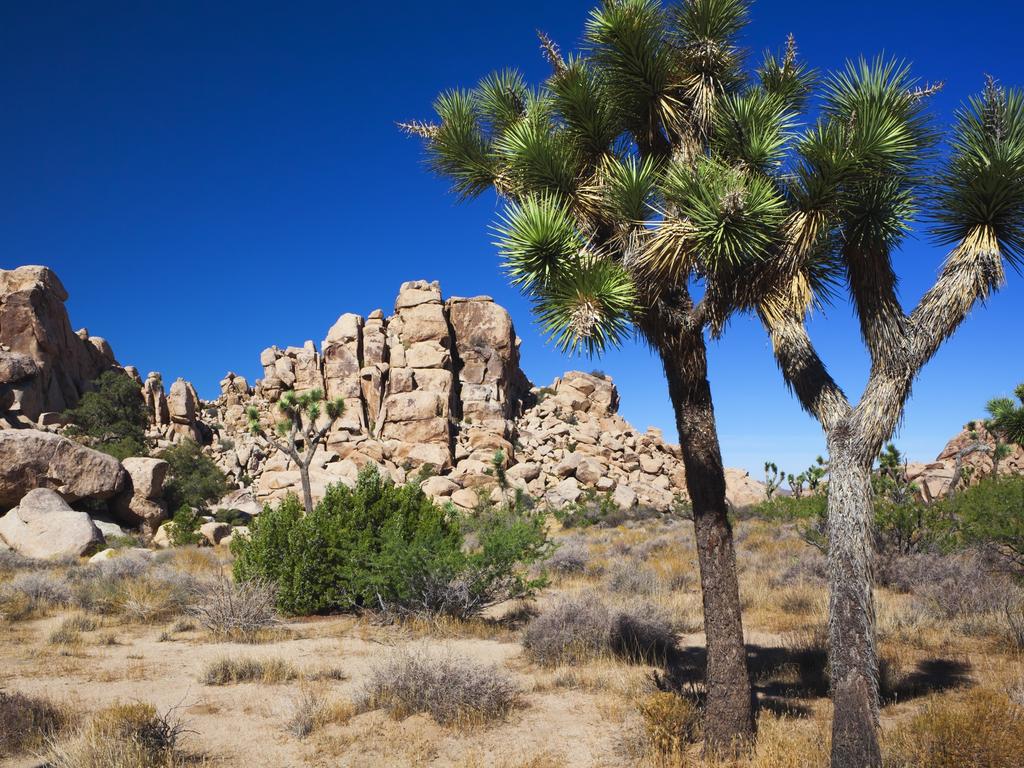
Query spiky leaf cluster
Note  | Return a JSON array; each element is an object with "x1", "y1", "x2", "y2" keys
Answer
[{"x1": 407, "y1": 0, "x2": 1024, "y2": 359}]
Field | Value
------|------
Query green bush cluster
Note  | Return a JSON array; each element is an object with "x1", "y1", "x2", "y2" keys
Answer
[
  {"x1": 232, "y1": 466, "x2": 551, "y2": 617},
  {"x1": 63, "y1": 370, "x2": 149, "y2": 460},
  {"x1": 159, "y1": 439, "x2": 229, "y2": 513},
  {"x1": 751, "y1": 472, "x2": 1024, "y2": 573}
]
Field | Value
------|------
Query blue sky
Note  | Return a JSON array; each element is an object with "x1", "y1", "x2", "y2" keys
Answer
[{"x1": 2, "y1": 1, "x2": 1022, "y2": 477}]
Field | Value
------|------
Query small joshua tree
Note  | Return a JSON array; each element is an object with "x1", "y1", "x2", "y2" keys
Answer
[
  {"x1": 985, "y1": 383, "x2": 1024, "y2": 475},
  {"x1": 245, "y1": 389, "x2": 344, "y2": 513},
  {"x1": 764, "y1": 461, "x2": 784, "y2": 500}
]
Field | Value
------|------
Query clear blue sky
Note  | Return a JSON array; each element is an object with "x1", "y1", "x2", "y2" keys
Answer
[{"x1": 2, "y1": 1, "x2": 1022, "y2": 477}]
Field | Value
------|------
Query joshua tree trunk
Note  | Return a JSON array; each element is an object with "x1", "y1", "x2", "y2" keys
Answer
[
  {"x1": 824, "y1": 435, "x2": 881, "y2": 768},
  {"x1": 647, "y1": 305, "x2": 753, "y2": 752},
  {"x1": 298, "y1": 458, "x2": 315, "y2": 514}
]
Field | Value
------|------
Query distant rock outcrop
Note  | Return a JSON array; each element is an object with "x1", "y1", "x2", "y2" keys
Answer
[
  {"x1": 906, "y1": 421, "x2": 1024, "y2": 501},
  {"x1": 198, "y1": 280, "x2": 761, "y2": 513},
  {"x1": 0, "y1": 266, "x2": 118, "y2": 426},
  {"x1": 0, "y1": 266, "x2": 770, "y2": 548}
]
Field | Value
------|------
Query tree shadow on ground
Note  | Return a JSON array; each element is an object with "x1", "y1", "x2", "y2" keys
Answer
[{"x1": 655, "y1": 643, "x2": 973, "y2": 718}]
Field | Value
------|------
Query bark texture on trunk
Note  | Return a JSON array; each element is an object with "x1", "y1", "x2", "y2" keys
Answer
[
  {"x1": 825, "y1": 436, "x2": 881, "y2": 768},
  {"x1": 299, "y1": 462, "x2": 314, "y2": 514},
  {"x1": 659, "y1": 328, "x2": 753, "y2": 752}
]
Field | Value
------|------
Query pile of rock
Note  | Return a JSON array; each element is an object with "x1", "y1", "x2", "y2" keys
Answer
[{"x1": 200, "y1": 281, "x2": 764, "y2": 513}]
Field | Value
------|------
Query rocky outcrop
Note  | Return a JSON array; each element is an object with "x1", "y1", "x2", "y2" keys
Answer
[
  {"x1": 0, "y1": 266, "x2": 118, "y2": 426},
  {"x1": 907, "y1": 421, "x2": 1024, "y2": 501},
  {"x1": 1, "y1": 266, "x2": 768, "y2": 523},
  {"x1": 0, "y1": 488, "x2": 103, "y2": 558},
  {"x1": 0, "y1": 429, "x2": 127, "y2": 509}
]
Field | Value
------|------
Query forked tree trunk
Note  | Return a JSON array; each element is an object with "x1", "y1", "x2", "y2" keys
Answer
[
  {"x1": 660, "y1": 331, "x2": 753, "y2": 753},
  {"x1": 825, "y1": 435, "x2": 881, "y2": 768}
]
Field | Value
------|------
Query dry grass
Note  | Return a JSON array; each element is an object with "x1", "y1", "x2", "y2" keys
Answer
[
  {"x1": 187, "y1": 577, "x2": 279, "y2": 642},
  {"x1": 286, "y1": 686, "x2": 354, "y2": 738},
  {"x1": 357, "y1": 646, "x2": 520, "y2": 727},
  {"x1": 883, "y1": 688, "x2": 1024, "y2": 767},
  {"x1": 201, "y1": 655, "x2": 297, "y2": 685},
  {"x1": 45, "y1": 701, "x2": 195, "y2": 768},
  {"x1": 0, "y1": 688, "x2": 76, "y2": 757}
]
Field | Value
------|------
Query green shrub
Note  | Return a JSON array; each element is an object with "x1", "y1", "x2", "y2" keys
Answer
[
  {"x1": 167, "y1": 505, "x2": 203, "y2": 547},
  {"x1": 232, "y1": 466, "x2": 550, "y2": 617},
  {"x1": 159, "y1": 439, "x2": 229, "y2": 512},
  {"x1": 63, "y1": 370, "x2": 149, "y2": 460},
  {"x1": 943, "y1": 475, "x2": 1024, "y2": 573}
]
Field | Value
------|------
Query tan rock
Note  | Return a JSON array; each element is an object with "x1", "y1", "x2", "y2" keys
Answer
[
  {"x1": 0, "y1": 429, "x2": 127, "y2": 508},
  {"x1": 0, "y1": 488, "x2": 103, "y2": 559}
]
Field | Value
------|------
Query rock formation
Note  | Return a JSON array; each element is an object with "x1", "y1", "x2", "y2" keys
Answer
[
  {"x1": 906, "y1": 421, "x2": 1024, "y2": 501},
  {"x1": 0, "y1": 266, "x2": 118, "y2": 426},
  {"x1": 0, "y1": 265, "x2": 774, "y2": 557},
  {"x1": 199, "y1": 281, "x2": 762, "y2": 513},
  {"x1": 0, "y1": 429, "x2": 127, "y2": 509}
]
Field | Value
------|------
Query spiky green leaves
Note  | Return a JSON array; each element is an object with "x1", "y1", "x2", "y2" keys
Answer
[
  {"x1": 549, "y1": 55, "x2": 622, "y2": 162},
  {"x1": 822, "y1": 56, "x2": 937, "y2": 176},
  {"x1": 671, "y1": 0, "x2": 748, "y2": 132},
  {"x1": 986, "y1": 390, "x2": 1024, "y2": 447},
  {"x1": 534, "y1": 256, "x2": 638, "y2": 355},
  {"x1": 598, "y1": 154, "x2": 660, "y2": 224},
  {"x1": 932, "y1": 80, "x2": 1024, "y2": 267},
  {"x1": 758, "y1": 34, "x2": 816, "y2": 112},
  {"x1": 427, "y1": 90, "x2": 496, "y2": 199},
  {"x1": 494, "y1": 99, "x2": 584, "y2": 199},
  {"x1": 476, "y1": 69, "x2": 529, "y2": 134},
  {"x1": 659, "y1": 156, "x2": 787, "y2": 273},
  {"x1": 714, "y1": 90, "x2": 796, "y2": 174},
  {"x1": 586, "y1": 0, "x2": 681, "y2": 148},
  {"x1": 495, "y1": 195, "x2": 584, "y2": 290}
]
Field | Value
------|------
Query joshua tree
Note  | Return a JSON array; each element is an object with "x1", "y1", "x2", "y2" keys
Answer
[
  {"x1": 985, "y1": 384, "x2": 1024, "y2": 474},
  {"x1": 638, "y1": 49, "x2": 1024, "y2": 765},
  {"x1": 400, "y1": 0, "x2": 809, "y2": 749},
  {"x1": 245, "y1": 389, "x2": 345, "y2": 513}
]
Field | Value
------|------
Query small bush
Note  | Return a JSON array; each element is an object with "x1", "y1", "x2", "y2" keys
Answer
[
  {"x1": 46, "y1": 701, "x2": 187, "y2": 768},
  {"x1": 523, "y1": 594, "x2": 611, "y2": 666},
  {"x1": 0, "y1": 690, "x2": 74, "y2": 756},
  {"x1": 0, "y1": 572, "x2": 70, "y2": 618},
  {"x1": 159, "y1": 439, "x2": 230, "y2": 513},
  {"x1": 606, "y1": 561, "x2": 659, "y2": 595},
  {"x1": 357, "y1": 647, "x2": 519, "y2": 726},
  {"x1": 522, "y1": 594, "x2": 677, "y2": 666},
  {"x1": 943, "y1": 475, "x2": 1024, "y2": 575},
  {"x1": 202, "y1": 656, "x2": 296, "y2": 685},
  {"x1": 187, "y1": 577, "x2": 278, "y2": 641},
  {"x1": 287, "y1": 688, "x2": 353, "y2": 738},
  {"x1": 167, "y1": 505, "x2": 204, "y2": 547},
  {"x1": 233, "y1": 466, "x2": 549, "y2": 618},
  {"x1": 637, "y1": 691, "x2": 700, "y2": 758},
  {"x1": 609, "y1": 602, "x2": 678, "y2": 664},
  {"x1": 545, "y1": 538, "x2": 589, "y2": 575},
  {"x1": 884, "y1": 688, "x2": 1024, "y2": 767}
]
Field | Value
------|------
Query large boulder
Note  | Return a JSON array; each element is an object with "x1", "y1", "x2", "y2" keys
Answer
[
  {"x1": 0, "y1": 488, "x2": 103, "y2": 558},
  {"x1": 0, "y1": 429, "x2": 127, "y2": 509},
  {"x1": 112, "y1": 457, "x2": 169, "y2": 528},
  {"x1": 724, "y1": 468, "x2": 768, "y2": 509}
]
